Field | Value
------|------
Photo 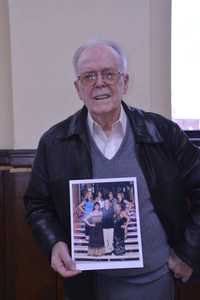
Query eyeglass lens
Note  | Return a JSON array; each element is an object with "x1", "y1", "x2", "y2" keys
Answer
[{"x1": 79, "y1": 70, "x2": 123, "y2": 86}]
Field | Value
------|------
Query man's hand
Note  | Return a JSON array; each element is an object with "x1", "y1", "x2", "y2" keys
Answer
[
  {"x1": 51, "y1": 241, "x2": 82, "y2": 278},
  {"x1": 168, "y1": 249, "x2": 193, "y2": 282}
]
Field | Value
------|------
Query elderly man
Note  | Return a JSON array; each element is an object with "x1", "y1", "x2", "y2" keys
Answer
[{"x1": 24, "y1": 39, "x2": 200, "y2": 300}]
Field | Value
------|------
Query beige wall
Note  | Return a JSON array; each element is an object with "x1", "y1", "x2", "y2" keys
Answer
[
  {"x1": 150, "y1": 0, "x2": 171, "y2": 117},
  {"x1": 0, "y1": 0, "x2": 171, "y2": 149},
  {"x1": 0, "y1": 0, "x2": 14, "y2": 149}
]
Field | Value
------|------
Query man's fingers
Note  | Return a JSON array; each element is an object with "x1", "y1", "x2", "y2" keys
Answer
[
  {"x1": 62, "y1": 269, "x2": 82, "y2": 278},
  {"x1": 181, "y1": 275, "x2": 190, "y2": 283},
  {"x1": 168, "y1": 248, "x2": 193, "y2": 282},
  {"x1": 56, "y1": 263, "x2": 82, "y2": 278},
  {"x1": 52, "y1": 255, "x2": 82, "y2": 278},
  {"x1": 64, "y1": 257, "x2": 77, "y2": 271},
  {"x1": 51, "y1": 241, "x2": 82, "y2": 278}
]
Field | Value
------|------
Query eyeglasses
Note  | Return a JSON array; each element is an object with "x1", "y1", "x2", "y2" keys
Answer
[{"x1": 78, "y1": 69, "x2": 124, "y2": 86}]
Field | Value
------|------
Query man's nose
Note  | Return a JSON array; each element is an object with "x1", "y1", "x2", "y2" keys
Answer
[{"x1": 95, "y1": 73, "x2": 106, "y2": 88}]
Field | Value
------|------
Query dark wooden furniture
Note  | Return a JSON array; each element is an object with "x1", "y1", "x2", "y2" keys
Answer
[{"x1": 0, "y1": 147, "x2": 200, "y2": 300}]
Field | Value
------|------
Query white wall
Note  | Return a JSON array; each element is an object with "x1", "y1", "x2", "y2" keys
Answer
[{"x1": 0, "y1": 0, "x2": 171, "y2": 149}]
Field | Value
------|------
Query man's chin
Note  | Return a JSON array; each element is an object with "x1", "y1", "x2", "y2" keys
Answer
[{"x1": 90, "y1": 102, "x2": 120, "y2": 118}]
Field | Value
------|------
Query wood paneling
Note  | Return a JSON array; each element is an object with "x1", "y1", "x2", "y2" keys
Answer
[
  {"x1": 175, "y1": 282, "x2": 200, "y2": 300},
  {"x1": 0, "y1": 151, "x2": 65, "y2": 300},
  {"x1": 4, "y1": 171, "x2": 58, "y2": 299}
]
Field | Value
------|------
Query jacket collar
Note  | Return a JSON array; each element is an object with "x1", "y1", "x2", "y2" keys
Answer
[
  {"x1": 122, "y1": 101, "x2": 164, "y2": 143},
  {"x1": 56, "y1": 105, "x2": 88, "y2": 139},
  {"x1": 56, "y1": 101, "x2": 163, "y2": 144}
]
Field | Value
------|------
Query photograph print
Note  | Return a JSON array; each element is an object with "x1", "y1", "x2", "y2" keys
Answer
[{"x1": 70, "y1": 177, "x2": 143, "y2": 271}]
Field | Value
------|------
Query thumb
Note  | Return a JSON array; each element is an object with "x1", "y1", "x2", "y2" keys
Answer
[{"x1": 63, "y1": 253, "x2": 76, "y2": 271}]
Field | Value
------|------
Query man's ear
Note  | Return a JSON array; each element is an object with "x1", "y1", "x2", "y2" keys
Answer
[
  {"x1": 123, "y1": 73, "x2": 129, "y2": 95},
  {"x1": 74, "y1": 81, "x2": 82, "y2": 100}
]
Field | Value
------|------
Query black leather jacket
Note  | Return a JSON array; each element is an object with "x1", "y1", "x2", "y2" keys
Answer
[{"x1": 24, "y1": 101, "x2": 200, "y2": 274}]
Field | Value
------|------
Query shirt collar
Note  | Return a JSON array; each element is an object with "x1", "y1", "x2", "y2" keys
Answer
[{"x1": 87, "y1": 104, "x2": 127, "y2": 137}]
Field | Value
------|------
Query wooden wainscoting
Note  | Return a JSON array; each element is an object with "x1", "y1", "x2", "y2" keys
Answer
[
  {"x1": 0, "y1": 149, "x2": 200, "y2": 300},
  {"x1": 0, "y1": 150, "x2": 65, "y2": 300}
]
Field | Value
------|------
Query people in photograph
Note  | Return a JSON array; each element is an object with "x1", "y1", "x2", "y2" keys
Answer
[
  {"x1": 117, "y1": 192, "x2": 133, "y2": 239},
  {"x1": 94, "y1": 190, "x2": 104, "y2": 208},
  {"x1": 84, "y1": 202, "x2": 106, "y2": 256},
  {"x1": 102, "y1": 199, "x2": 115, "y2": 255},
  {"x1": 24, "y1": 38, "x2": 200, "y2": 300},
  {"x1": 77, "y1": 191, "x2": 94, "y2": 241},
  {"x1": 108, "y1": 191, "x2": 118, "y2": 210},
  {"x1": 117, "y1": 192, "x2": 133, "y2": 211},
  {"x1": 113, "y1": 204, "x2": 130, "y2": 256}
]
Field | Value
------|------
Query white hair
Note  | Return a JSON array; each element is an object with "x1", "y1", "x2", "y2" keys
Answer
[{"x1": 73, "y1": 38, "x2": 127, "y2": 78}]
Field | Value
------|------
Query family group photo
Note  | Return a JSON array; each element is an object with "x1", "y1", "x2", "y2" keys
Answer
[{"x1": 70, "y1": 178, "x2": 143, "y2": 270}]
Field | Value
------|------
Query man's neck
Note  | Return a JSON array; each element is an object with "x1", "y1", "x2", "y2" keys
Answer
[{"x1": 90, "y1": 108, "x2": 121, "y2": 137}]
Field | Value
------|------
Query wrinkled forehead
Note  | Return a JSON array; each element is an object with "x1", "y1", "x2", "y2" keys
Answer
[{"x1": 77, "y1": 44, "x2": 122, "y2": 74}]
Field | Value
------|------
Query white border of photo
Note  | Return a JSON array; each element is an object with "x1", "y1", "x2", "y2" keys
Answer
[{"x1": 70, "y1": 177, "x2": 143, "y2": 271}]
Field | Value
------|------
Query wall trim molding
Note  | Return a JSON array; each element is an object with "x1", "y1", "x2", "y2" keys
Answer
[{"x1": 0, "y1": 150, "x2": 36, "y2": 167}]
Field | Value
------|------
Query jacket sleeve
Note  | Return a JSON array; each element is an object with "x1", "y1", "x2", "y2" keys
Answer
[
  {"x1": 23, "y1": 135, "x2": 69, "y2": 264},
  {"x1": 172, "y1": 124, "x2": 200, "y2": 273}
]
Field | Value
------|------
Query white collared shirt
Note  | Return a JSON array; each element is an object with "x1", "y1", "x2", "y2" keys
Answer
[{"x1": 87, "y1": 105, "x2": 127, "y2": 160}]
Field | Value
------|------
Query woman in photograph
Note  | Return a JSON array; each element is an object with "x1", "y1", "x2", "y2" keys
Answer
[
  {"x1": 117, "y1": 192, "x2": 133, "y2": 211},
  {"x1": 117, "y1": 192, "x2": 132, "y2": 239},
  {"x1": 113, "y1": 203, "x2": 130, "y2": 256},
  {"x1": 84, "y1": 202, "x2": 106, "y2": 256},
  {"x1": 77, "y1": 191, "x2": 94, "y2": 241},
  {"x1": 94, "y1": 190, "x2": 104, "y2": 208},
  {"x1": 108, "y1": 191, "x2": 118, "y2": 210}
]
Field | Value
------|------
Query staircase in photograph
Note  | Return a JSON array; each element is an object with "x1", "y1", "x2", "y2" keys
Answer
[{"x1": 73, "y1": 206, "x2": 140, "y2": 262}]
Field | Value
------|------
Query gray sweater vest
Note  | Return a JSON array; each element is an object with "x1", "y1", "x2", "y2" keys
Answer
[{"x1": 87, "y1": 119, "x2": 170, "y2": 283}]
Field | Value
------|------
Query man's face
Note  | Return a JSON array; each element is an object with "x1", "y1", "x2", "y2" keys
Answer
[
  {"x1": 74, "y1": 44, "x2": 129, "y2": 119},
  {"x1": 104, "y1": 199, "x2": 110, "y2": 208}
]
